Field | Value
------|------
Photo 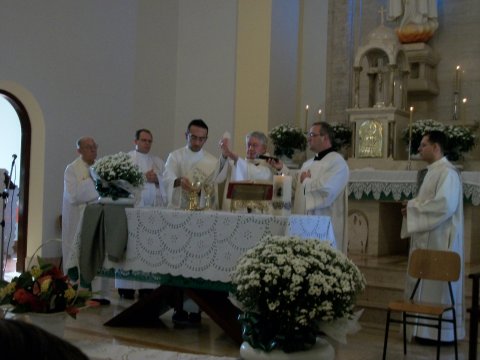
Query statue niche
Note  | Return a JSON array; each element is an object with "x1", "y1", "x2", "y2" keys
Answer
[{"x1": 347, "y1": 11, "x2": 410, "y2": 161}]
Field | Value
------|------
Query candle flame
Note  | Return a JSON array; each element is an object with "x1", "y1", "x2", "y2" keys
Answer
[
  {"x1": 409, "y1": 106, "x2": 414, "y2": 112},
  {"x1": 463, "y1": 98, "x2": 467, "y2": 103},
  {"x1": 456, "y1": 65, "x2": 460, "y2": 70},
  {"x1": 305, "y1": 105, "x2": 309, "y2": 110}
]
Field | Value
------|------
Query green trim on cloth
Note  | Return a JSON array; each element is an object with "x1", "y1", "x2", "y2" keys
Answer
[{"x1": 99, "y1": 268, "x2": 234, "y2": 292}]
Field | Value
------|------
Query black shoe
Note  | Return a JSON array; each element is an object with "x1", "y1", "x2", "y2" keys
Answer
[
  {"x1": 188, "y1": 312, "x2": 202, "y2": 324},
  {"x1": 138, "y1": 289, "x2": 153, "y2": 300},
  {"x1": 414, "y1": 336, "x2": 455, "y2": 346},
  {"x1": 90, "y1": 298, "x2": 111, "y2": 306},
  {"x1": 172, "y1": 310, "x2": 189, "y2": 325},
  {"x1": 118, "y1": 288, "x2": 135, "y2": 300}
]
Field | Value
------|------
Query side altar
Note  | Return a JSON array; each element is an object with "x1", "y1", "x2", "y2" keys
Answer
[{"x1": 346, "y1": 169, "x2": 480, "y2": 265}]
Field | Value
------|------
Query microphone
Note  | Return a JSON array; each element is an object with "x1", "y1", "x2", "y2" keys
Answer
[{"x1": 12, "y1": 154, "x2": 17, "y2": 160}]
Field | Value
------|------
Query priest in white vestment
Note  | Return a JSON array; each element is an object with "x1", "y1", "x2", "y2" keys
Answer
[
  {"x1": 116, "y1": 129, "x2": 166, "y2": 298},
  {"x1": 163, "y1": 119, "x2": 219, "y2": 210},
  {"x1": 401, "y1": 130, "x2": 465, "y2": 342},
  {"x1": 162, "y1": 119, "x2": 219, "y2": 324},
  {"x1": 62, "y1": 137, "x2": 99, "y2": 275},
  {"x1": 290, "y1": 122, "x2": 349, "y2": 253},
  {"x1": 216, "y1": 131, "x2": 274, "y2": 211},
  {"x1": 128, "y1": 129, "x2": 166, "y2": 207}
]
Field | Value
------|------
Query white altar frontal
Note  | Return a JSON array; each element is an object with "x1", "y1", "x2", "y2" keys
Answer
[
  {"x1": 103, "y1": 208, "x2": 336, "y2": 287},
  {"x1": 347, "y1": 169, "x2": 480, "y2": 264}
]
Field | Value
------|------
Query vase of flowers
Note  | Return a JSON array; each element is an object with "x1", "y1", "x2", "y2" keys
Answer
[
  {"x1": 91, "y1": 152, "x2": 144, "y2": 202},
  {"x1": 0, "y1": 258, "x2": 94, "y2": 337},
  {"x1": 269, "y1": 125, "x2": 307, "y2": 166},
  {"x1": 402, "y1": 119, "x2": 477, "y2": 161},
  {"x1": 230, "y1": 235, "x2": 366, "y2": 358},
  {"x1": 331, "y1": 123, "x2": 353, "y2": 159}
]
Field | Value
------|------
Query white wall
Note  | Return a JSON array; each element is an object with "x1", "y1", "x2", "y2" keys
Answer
[
  {"x1": 268, "y1": 0, "x2": 300, "y2": 129},
  {"x1": 0, "y1": 0, "x2": 239, "y2": 256},
  {"x1": 0, "y1": 0, "x2": 329, "y2": 258},
  {"x1": 133, "y1": 0, "x2": 179, "y2": 159},
  {"x1": 174, "y1": 0, "x2": 237, "y2": 154},
  {"x1": 300, "y1": 0, "x2": 329, "y2": 126}
]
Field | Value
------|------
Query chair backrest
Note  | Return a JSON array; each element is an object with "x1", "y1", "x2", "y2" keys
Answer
[{"x1": 408, "y1": 248, "x2": 461, "y2": 282}]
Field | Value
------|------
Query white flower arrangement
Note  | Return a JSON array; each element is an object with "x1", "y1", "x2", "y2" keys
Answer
[
  {"x1": 402, "y1": 119, "x2": 477, "y2": 161},
  {"x1": 330, "y1": 122, "x2": 353, "y2": 149},
  {"x1": 231, "y1": 235, "x2": 366, "y2": 353},
  {"x1": 268, "y1": 124, "x2": 307, "y2": 158},
  {"x1": 91, "y1": 152, "x2": 144, "y2": 199}
]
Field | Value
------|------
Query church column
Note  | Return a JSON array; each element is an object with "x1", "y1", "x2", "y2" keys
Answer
[
  {"x1": 353, "y1": 66, "x2": 361, "y2": 108},
  {"x1": 233, "y1": 0, "x2": 272, "y2": 155}
]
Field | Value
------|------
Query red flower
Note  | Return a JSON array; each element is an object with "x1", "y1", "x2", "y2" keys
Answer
[{"x1": 13, "y1": 288, "x2": 35, "y2": 305}]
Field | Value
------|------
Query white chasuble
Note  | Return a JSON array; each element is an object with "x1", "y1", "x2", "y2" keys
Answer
[
  {"x1": 128, "y1": 150, "x2": 166, "y2": 207},
  {"x1": 163, "y1": 147, "x2": 219, "y2": 209},
  {"x1": 402, "y1": 157, "x2": 465, "y2": 341}
]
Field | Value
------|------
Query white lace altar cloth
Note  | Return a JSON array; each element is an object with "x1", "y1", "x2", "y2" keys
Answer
[
  {"x1": 103, "y1": 208, "x2": 336, "y2": 283},
  {"x1": 349, "y1": 169, "x2": 480, "y2": 205}
]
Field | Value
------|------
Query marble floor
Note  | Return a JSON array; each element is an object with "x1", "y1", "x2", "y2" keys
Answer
[
  {"x1": 57, "y1": 286, "x2": 473, "y2": 360},
  {"x1": 3, "y1": 258, "x2": 477, "y2": 359}
]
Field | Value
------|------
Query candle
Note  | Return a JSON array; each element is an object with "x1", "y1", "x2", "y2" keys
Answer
[
  {"x1": 462, "y1": 97, "x2": 467, "y2": 124},
  {"x1": 455, "y1": 65, "x2": 461, "y2": 92},
  {"x1": 304, "y1": 105, "x2": 309, "y2": 132},
  {"x1": 408, "y1": 106, "x2": 414, "y2": 141},
  {"x1": 318, "y1": 109, "x2": 322, "y2": 121},
  {"x1": 273, "y1": 174, "x2": 292, "y2": 216}
]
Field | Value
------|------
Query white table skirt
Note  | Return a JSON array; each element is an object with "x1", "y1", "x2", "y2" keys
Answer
[
  {"x1": 349, "y1": 169, "x2": 480, "y2": 204},
  {"x1": 103, "y1": 208, "x2": 336, "y2": 284}
]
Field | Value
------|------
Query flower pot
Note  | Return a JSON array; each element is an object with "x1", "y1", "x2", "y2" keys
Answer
[
  {"x1": 25, "y1": 312, "x2": 67, "y2": 338},
  {"x1": 240, "y1": 337, "x2": 334, "y2": 360}
]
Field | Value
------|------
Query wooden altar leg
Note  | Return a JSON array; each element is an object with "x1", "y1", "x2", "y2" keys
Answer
[
  {"x1": 104, "y1": 285, "x2": 176, "y2": 327},
  {"x1": 185, "y1": 288, "x2": 243, "y2": 345}
]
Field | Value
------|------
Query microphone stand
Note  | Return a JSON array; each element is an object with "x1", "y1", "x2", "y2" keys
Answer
[{"x1": 0, "y1": 155, "x2": 17, "y2": 281}]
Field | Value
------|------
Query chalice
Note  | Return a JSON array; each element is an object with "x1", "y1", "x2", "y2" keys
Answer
[
  {"x1": 203, "y1": 182, "x2": 214, "y2": 210},
  {"x1": 187, "y1": 180, "x2": 202, "y2": 211}
]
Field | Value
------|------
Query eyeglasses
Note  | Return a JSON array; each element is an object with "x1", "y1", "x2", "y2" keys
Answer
[
  {"x1": 307, "y1": 132, "x2": 322, "y2": 138},
  {"x1": 188, "y1": 134, "x2": 208, "y2": 142}
]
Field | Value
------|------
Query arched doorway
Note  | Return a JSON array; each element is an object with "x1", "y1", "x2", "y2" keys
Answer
[{"x1": 0, "y1": 90, "x2": 31, "y2": 274}]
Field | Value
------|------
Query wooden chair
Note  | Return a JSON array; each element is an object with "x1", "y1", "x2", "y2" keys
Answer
[{"x1": 382, "y1": 248, "x2": 461, "y2": 360}]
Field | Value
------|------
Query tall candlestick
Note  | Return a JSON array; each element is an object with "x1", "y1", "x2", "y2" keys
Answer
[
  {"x1": 304, "y1": 105, "x2": 309, "y2": 132},
  {"x1": 408, "y1": 106, "x2": 414, "y2": 168},
  {"x1": 318, "y1": 108, "x2": 322, "y2": 121}
]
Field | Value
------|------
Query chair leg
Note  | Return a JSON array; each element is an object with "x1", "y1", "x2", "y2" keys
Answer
[
  {"x1": 436, "y1": 316, "x2": 442, "y2": 360},
  {"x1": 382, "y1": 310, "x2": 391, "y2": 360},
  {"x1": 402, "y1": 312, "x2": 407, "y2": 355},
  {"x1": 452, "y1": 309, "x2": 458, "y2": 360}
]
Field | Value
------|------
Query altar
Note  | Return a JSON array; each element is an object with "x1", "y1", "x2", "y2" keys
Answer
[
  {"x1": 93, "y1": 208, "x2": 335, "y2": 343},
  {"x1": 102, "y1": 208, "x2": 336, "y2": 286}
]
